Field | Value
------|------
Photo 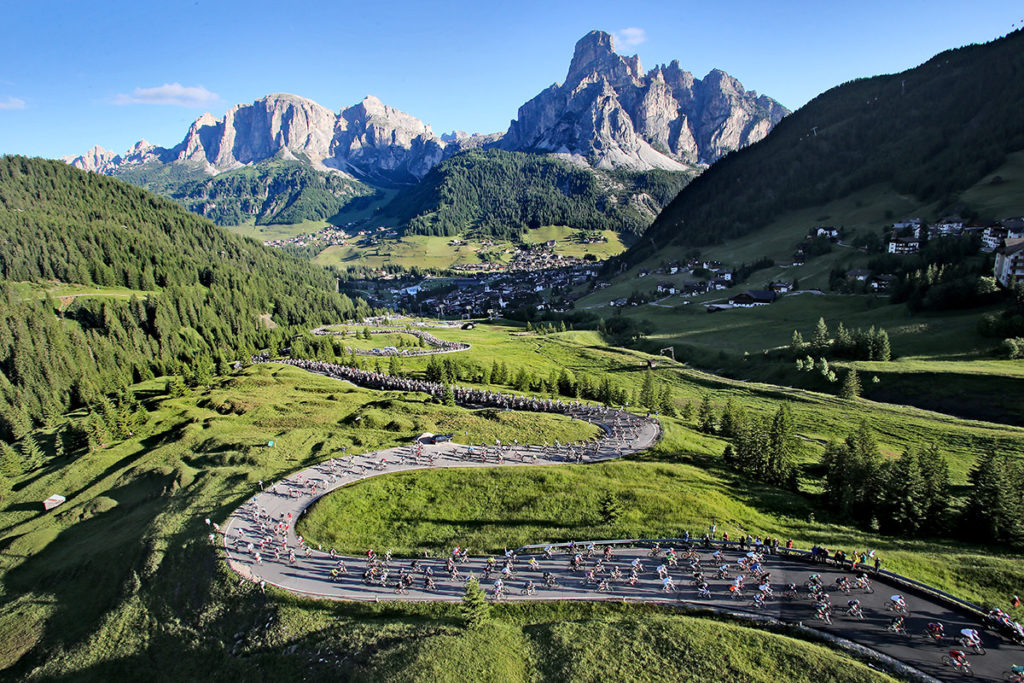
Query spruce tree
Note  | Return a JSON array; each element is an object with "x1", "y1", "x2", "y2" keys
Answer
[
  {"x1": 919, "y1": 444, "x2": 951, "y2": 533},
  {"x1": 840, "y1": 368, "x2": 861, "y2": 399},
  {"x1": 812, "y1": 317, "x2": 830, "y2": 351},
  {"x1": 442, "y1": 384, "x2": 456, "y2": 406},
  {"x1": 658, "y1": 384, "x2": 676, "y2": 417},
  {"x1": 639, "y1": 370, "x2": 656, "y2": 411},
  {"x1": 0, "y1": 441, "x2": 24, "y2": 478},
  {"x1": 461, "y1": 576, "x2": 490, "y2": 627},
  {"x1": 882, "y1": 450, "x2": 927, "y2": 533},
  {"x1": 19, "y1": 435, "x2": 44, "y2": 471},
  {"x1": 963, "y1": 450, "x2": 1020, "y2": 543},
  {"x1": 875, "y1": 329, "x2": 892, "y2": 361},
  {"x1": 598, "y1": 492, "x2": 621, "y2": 524},
  {"x1": 697, "y1": 394, "x2": 716, "y2": 434},
  {"x1": 765, "y1": 405, "x2": 796, "y2": 487},
  {"x1": 790, "y1": 330, "x2": 804, "y2": 357},
  {"x1": 718, "y1": 398, "x2": 740, "y2": 438},
  {"x1": 388, "y1": 355, "x2": 401, "y2": 377}
]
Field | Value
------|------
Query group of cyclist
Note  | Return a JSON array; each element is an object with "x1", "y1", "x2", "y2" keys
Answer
[{"x1": 310, "y1": 325, "x2": 471, "y2": 356}]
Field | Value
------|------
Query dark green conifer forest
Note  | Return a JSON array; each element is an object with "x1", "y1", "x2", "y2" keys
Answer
[{"x1": 0, "y1": 156, "x2": 373, "y2": 440}]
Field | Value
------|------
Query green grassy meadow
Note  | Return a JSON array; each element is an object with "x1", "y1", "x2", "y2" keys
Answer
[{"x1": 304, "y1": 225, "x2": 626, "y2": 272}]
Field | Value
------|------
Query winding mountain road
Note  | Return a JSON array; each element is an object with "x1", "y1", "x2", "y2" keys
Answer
[{"x1": 221, "y1": 364, "x2": 1023, "y2": 682}]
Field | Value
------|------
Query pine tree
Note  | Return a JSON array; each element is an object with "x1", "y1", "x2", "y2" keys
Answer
[
  {"x1": 919, "y1": 444, "x2": 951, "y2": 533},
  {"x1": 718, "y1": 398, "x2": 742, "y2": 438},
  {"x1": 658, "y1": 384, "x2": 676, "y2": 416},
  {"x1": 167, "y1": 375, "x2": 187, "y2": 398},
  {"x1": 442, "y1": 384, "x2": 456, "y2": 406},
  {"x1": 680, "y1": 401, "x2": 693, "y2": 421},
  {"x1": 882, "y1": 450, "x2": 927, "y2": 533},
  {"x1": 963, "y1": 450, "x2": 1020, "y2": 543},
  {"x1": 875, "y1": 328, "x2": 892, "y2": 361},
  {"x1": 812, "y1": 317, "x2": 830, "y2": 350},
  {"x1": 388, "y1": 355, "x2": 401, "y2": 377},
  {"x1": 19, "y1": 435, "x2": 44, "y2": 471},
  {"x1": 87, "y1": 412, "x2": 108, "y2": 451},
  {"x1": 765, "y1": 405, "x2": 796, "y2": 487},
  {"x1": 639, "y1": 370, "x2": 656, "y2": 411},
  {"x1": 461, "y1": 576, "x2": 490, "y2": 627},
  {"x1": 839, "y1": 368, "x2": 861, "y2": 399},
  {"x1": 790, "y1": 330, "x2": 804, "y2": 356},
  {"x1": 697, "y1": 394, "x2": 716, "y2": 434},
  {"x1": 0, "y1": 441, "x2": 24, "y2": 478},
  {"x1": 598, "y1": 492, "x2": 621, "y2": 524}
]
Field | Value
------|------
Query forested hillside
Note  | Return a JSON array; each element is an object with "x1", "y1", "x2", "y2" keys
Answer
[
  {"x1": 116, "y1": 158, "x2": 374, "y2": 226},
  {"x1": 0, "y1": 156, "x2": 373, "y2": 441},
  {"x1": 165, "y1": 159, "x2": 374, "y2": 226},
  {"x1": 387, "y1": 149, "x2": 693, "y2": 239},
  {"x1": 623, "y1": 28, "x2": 1024, "y2": 264}
]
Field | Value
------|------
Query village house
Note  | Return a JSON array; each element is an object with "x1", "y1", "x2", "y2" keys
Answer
[
  {"x1": 995, "y1": 238, "x2": 1024, "y2": 287},
  {"x1": 846, "y1": 268, "x2": 872, "y2": 281},
  {"x1": 887, "y1": 236, "x2": 920, "y2": 254},
  {"x1": 709, "y1": 278, "x2": 731, "y2": 291},
  {"x1": 656, "y1": 281, "x2": 678, "y2": 295},
  {"x1": 870, "y1": 274, "x2": 898, "y2": 291},
  {"x1": 893, "y1": 218, "x2": 923, "y2": 236},
  {"x1": 813, "y1": 226, "x2": 840, "y2": 239},
  {"x1": 729, "y1": 290, "x2": 776, "y2": 307},
  {"x1": 769, "y1": 281, "x2": 793, "y2": 294}
]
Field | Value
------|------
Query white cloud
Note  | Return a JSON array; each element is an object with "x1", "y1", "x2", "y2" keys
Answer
[
  {"x1": 614, "y1": 27, "x2": 646, "y2": 49},
  {"x1": 114, "y1": 83, "x2": 219, "y2": 107},
  {"x1": 0, "y1": 97, "x2": 26, "y2": 110}
]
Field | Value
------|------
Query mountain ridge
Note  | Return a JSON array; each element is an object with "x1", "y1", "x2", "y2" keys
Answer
[{"x1": 64, "y1": 31, "x2": 786, "y2": 187}]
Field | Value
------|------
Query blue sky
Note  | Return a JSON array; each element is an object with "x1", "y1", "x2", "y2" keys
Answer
[{"x1": 2, "y1": 0, "x2": 1021, "y2": 159}]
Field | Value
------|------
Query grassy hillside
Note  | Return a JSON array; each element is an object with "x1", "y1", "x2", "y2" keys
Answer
[
  {"x1": 622, "y1": 28, "x2": 1024, "y2": 264},
  {"x1": 0, "y1": 363, "x2": 897, "y2": 681},
  {"x1": 311, "y1": 225, "x2": 627, "y2": 272}
]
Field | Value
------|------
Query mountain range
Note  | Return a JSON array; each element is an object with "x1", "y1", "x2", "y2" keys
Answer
[{"x1": 65, "y1": 31, "x2": 787, "y2": 202}]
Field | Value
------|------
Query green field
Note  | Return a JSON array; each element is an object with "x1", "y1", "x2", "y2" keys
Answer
[
  {"x1": 223, "y1": 219, "x2": 333, "y2": 242},
  {"x1": 307, "y1": 225, "x2": 627, "y2": 272},
  {"x1": 10, "y1": 280, "x2": 157, "y2": 304}
]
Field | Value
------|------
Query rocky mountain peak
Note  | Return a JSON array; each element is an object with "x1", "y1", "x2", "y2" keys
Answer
[
  {"x1": 567, "y1": 31, "x2": 615, "y2": 77},
  {"x1": 565, "y1": 30, "x2": 642, "y2": 90},
  {"x1": 503, "y1": 31, "x2": 788, "y2": 170},
  {"x1": 63, "y1": 144, "x2": 117, "y2": 172}
]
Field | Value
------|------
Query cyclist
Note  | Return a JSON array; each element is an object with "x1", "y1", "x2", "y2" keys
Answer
[
  {"x1": 947, "y1": 649, "x2": 970, "y2": 671},
  {"x1": 888, "y1": 615, "x2": 906, "y2": 633},
  {"x1": 846, "y1": 599, "x2": 863, "y2": 618},
  {"x1": 925, "y1": 622, "x2": 945, "y2": 641},
  {"x1": 959, "y1": 627, "x2": 981, "y2": 649},
  {"x1": 888, "y1": 594, "x2": 906, "y2": 612},
  {"x1": 696, "y1": 581, "x2": 712, "y2": 599}
]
